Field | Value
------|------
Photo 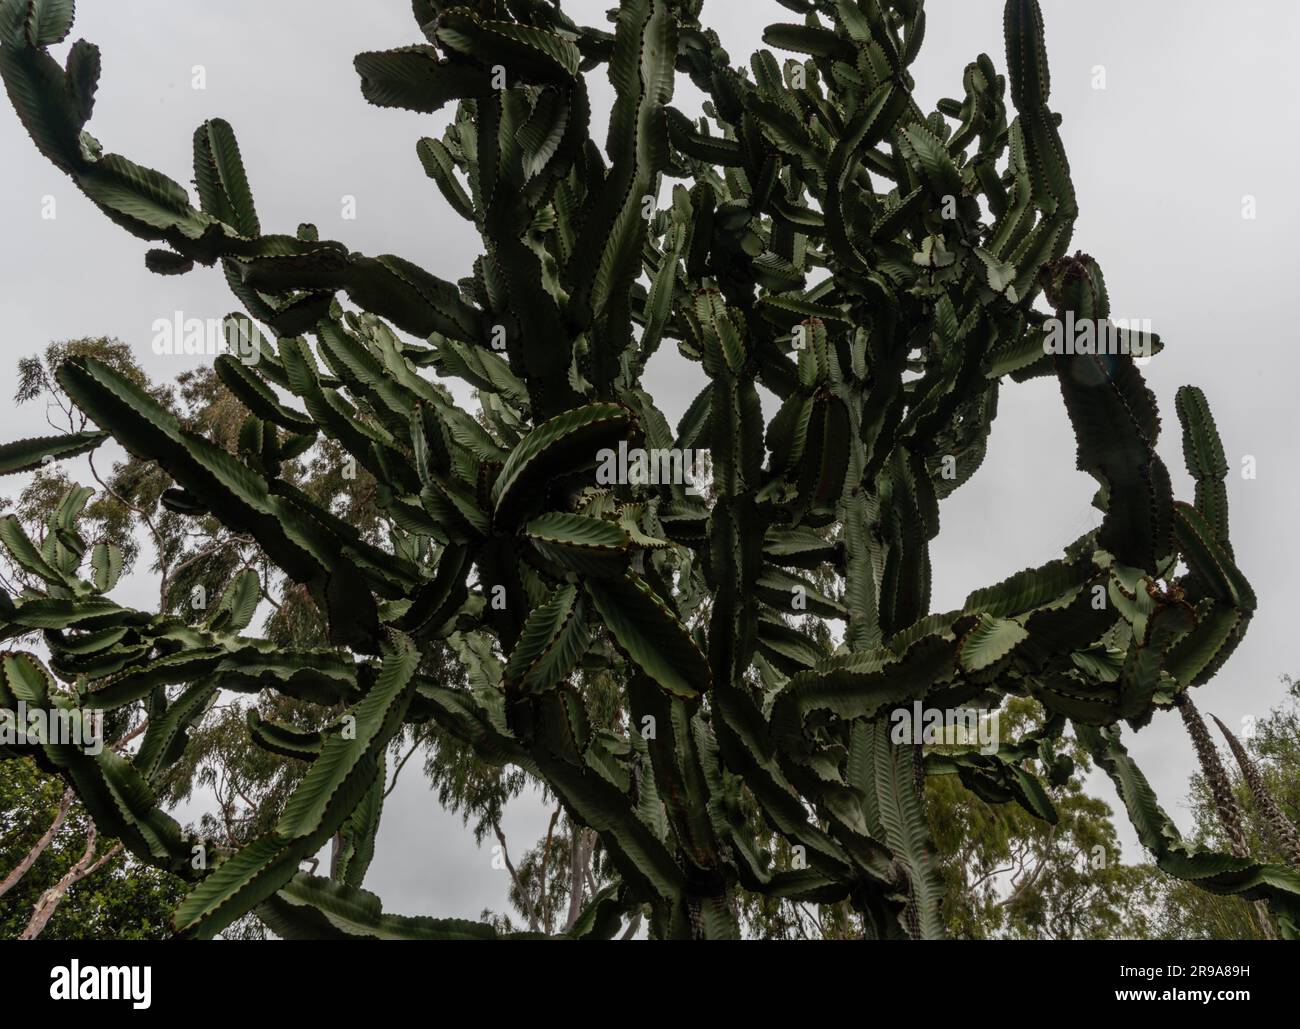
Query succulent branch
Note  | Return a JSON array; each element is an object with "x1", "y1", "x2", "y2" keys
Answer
[{"x1": 1, "y1": 0, "x2": 1297, "y2": 940}]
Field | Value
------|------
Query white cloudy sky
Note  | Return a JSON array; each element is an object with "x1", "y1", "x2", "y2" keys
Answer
[{"x1": 1, "y1": 0, "x2": 1297, "y2": 925}]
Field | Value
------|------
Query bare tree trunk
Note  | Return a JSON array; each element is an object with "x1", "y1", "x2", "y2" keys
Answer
[
  {"x1": 996, "y1": 825, "x2": 1057, "y2": 911},
  {"x1": 620, "y1": 910, "x2": 643, "y2": 940},
  {"x1": 535, "y1": 808, "x2": 561, "y2": 934},
  {"x1": 563, "y1": 825, "x2": 594, "y2": 932},
  {"x1": 19, "y1": 824, "x2": 122, "y2": 941},
  {"x1": 0, "y1": 788, "x2": 73, "y2": 899},
  {"x1": 492, "y1": 818, "x2": 538, "y2": 932},
  {"x1": 328, "y1": 832, "x2": 341, "y2": 878},
  {"x1": 8, "y1": 720, "x2": 148, "y2": 933}
]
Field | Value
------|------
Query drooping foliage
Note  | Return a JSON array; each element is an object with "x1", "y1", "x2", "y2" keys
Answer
[{"x1": 1, "y1": 0, "x2": 1294, "y2": 939}]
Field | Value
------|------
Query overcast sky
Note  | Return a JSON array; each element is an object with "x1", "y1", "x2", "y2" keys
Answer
[{"x1": 2, "y1": 0, "x2": 1298, "y2": 926}]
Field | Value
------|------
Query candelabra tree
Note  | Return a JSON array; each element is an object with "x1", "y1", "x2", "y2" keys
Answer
[{"x1": 1, "y1": 0, "x2": 1295, "y2": 939}]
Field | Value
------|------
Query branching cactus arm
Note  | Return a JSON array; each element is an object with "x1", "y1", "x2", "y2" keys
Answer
[{"x1": 1, "y1": 0, "x2": 1294, "y2": 939}]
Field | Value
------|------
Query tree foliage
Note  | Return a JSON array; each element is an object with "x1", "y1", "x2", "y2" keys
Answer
[{"x1": 0, "y1": 756, "x2": 184, "y2": 939}]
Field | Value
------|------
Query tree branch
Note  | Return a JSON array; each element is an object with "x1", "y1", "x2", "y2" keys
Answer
[{"x1": 0, "y1": 787, "x2": 73, "y2": 899}]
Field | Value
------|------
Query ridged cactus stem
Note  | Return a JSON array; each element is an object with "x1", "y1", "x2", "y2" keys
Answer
[{"x1": 2, "y1": 0, "x2": 1297, "y2": 940}]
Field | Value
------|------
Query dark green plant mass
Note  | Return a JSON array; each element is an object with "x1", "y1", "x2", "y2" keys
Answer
[{"x1": 1, "y1": 0, "x2": 1295, "y2": 939}]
